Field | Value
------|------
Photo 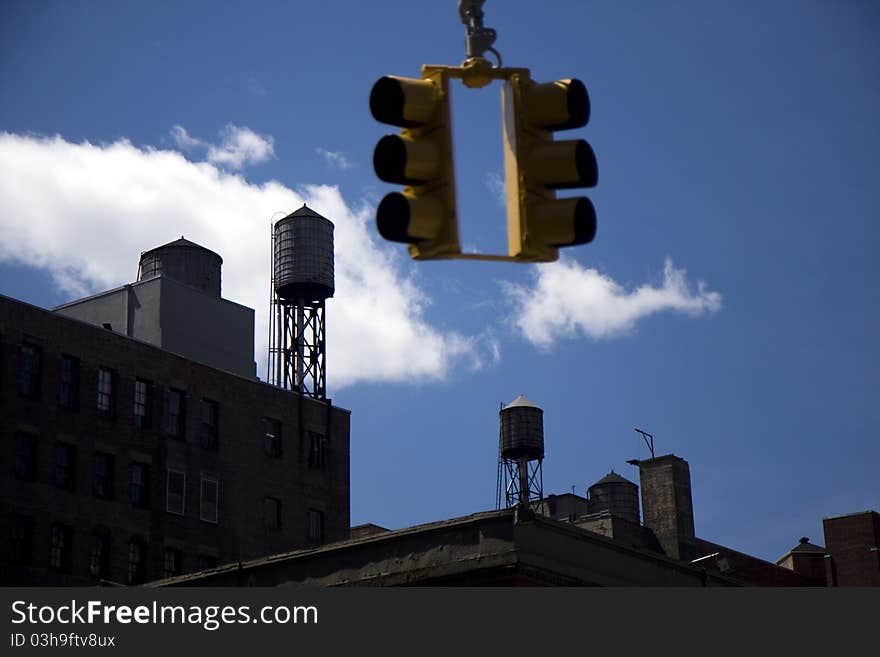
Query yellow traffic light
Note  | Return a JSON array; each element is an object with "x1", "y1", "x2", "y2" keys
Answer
[
  {"x1": 502, "y1": 76, "x2": 598, "y2": 262},
  {"x1": 370, "y1": 74, "x2": 461, "y2": 259}
]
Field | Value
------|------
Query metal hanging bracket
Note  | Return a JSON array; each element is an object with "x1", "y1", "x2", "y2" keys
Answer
[{"x1": 458, "y1": 0, "x2": 502, "y2": 73}]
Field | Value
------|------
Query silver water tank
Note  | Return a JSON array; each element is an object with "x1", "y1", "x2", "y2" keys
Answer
[
  {"x1": 273, "y1": 204, "x2": 335, "y2": 302},
  {"x1": 499, "y1": 395, "x2": 544, "y2": 461},
  {"x1": 137, "y1": 237, "x2": 222, "y2": 297},
  {"x1": 588, "y1": 471, "x2": 640, "y2": 523}
]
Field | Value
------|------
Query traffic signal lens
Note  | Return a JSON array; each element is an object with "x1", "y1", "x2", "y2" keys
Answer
[
  {"x1": 376, "y1": 192, "x2": 411, "y2": 242},
  {"x1": 574, "y1": 140, "x2": 598, "y2": 188},
  {"x1": 570, "y1": 197, "x2": 597, "y2": 245}
]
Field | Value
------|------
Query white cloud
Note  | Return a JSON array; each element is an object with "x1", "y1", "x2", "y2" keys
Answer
[
  {"x1": 502, "y1": 257, "x2": 722, "y2": 348},
  {"x1": 316, "y1": 148, "x2": 354, "y2": 171},
  {"x1": 0, "y1": 131, "x2": 494, "y2": 389},
  {"x1": 207, "y1": 125, "x2": 274, "y2": 169},
  {"x1": 169, "y1": 124, "x2": 274, "y2": 170},
  {"x1": 484, "y1": 171, "x2": 505, "y2": 207},
  {"x1": 170, "y1": 125, "x2": 202, "y2": 150}
]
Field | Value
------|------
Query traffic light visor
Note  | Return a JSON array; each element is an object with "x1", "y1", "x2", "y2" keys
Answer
[
  {"x1": 531, "y1": 197, "x2": 597, "y2": 246},
  {"x1": 527, "y1": 78, "x2": 590, "y2": 131},
  {"x1": 374, "y1": 134, "x2": 440, "y2": 186},
  {"x1": 528, "y1": 139, "x2": 598, "y2": 190},
  {"x1": 370, "y1": 76, "x2": 438, "y2": 127},
  {"x1": 376, "y1": 192, "x2": 445, "y2": 243}
]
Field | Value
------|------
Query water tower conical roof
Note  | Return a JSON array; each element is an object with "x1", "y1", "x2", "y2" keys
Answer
[
  {"x1": 143, "y1": 236, "x2": 222, "y2": 262},
  {"x1": 282, "y1": 203, "x2": 331, "y2": 222},
  {"x1": 504, "y1": 394, "x2": 539, "y2": 410},
  {"x1": 591, "y1": 470, "x2": 636, "y2": 487}
]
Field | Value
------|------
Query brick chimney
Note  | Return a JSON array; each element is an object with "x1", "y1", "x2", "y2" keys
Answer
[
  {"x1": 635, "y1": 454, "x2": 697, "y2": 562},
  {"x1": 822, "y1": 511, "x2": 880, "y2": 586}
]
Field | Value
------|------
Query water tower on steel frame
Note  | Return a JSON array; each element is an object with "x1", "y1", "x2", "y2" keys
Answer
[
  {"x1": 496, "y1": 395, "x2": 545, "y2": 511},
  {"x1": 267, "y1": 204, "x2": 335, "y2": 398}
]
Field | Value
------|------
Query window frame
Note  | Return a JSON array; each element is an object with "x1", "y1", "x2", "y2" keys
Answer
[
  {"x1": 199, "y1": 475, "x2": 219, "y2": 524},
  {"x1": 96, "y1": 367, "x2": 115, "y2": 417},
  {"x1": 263, "y1": 496, "x2": 282, "y2": 530},
  {"x1": 54, "y1": 442, "x2": 76, "y2": 491},
  {"x1": 166, "y1": 469, "x2": 186, "y2": 516},
  {"x1": 162, "y1": 547, "x2": 183, "y2": 579},
  {"x1": 197, "y1": 554, "x2": 218, "y2": 571},
  {"x1": 127, "y1": 538, "x2": 147, "y2": 585},
  {"x1": 129, "y1": 462, "x2": 151, "y2": 509},
  {"x1": 49, "y1": 523, "x2": 73, "y2": 573},
  {"x1": 165, "y1": 387, "x2": 186, "y2": 439},
  {"x1": 18, "y1": 342, "x2": 41, "y2": 399},
  {"x1": 133, "y1": 378, "x2": 152, "y2": 429},
  {"x1": 199, "y1": 398, "x2": 219, "y2": 450},
  {"x1": 307, "y1": 508, "x2": 325, "y2": 544},
  {"x1": 58, "y1": 354, "x2": 79, "y2": 410},
  {"x1": 93, "y1": 452, "x2": 114, "y2": 500},
  {"x1": 262, "y1": 417, "x2": 282, "y2": 458},
  {"x1": 13, "y1": 432, "x2": 38, "y2": 481},
  {"x1": 308, "y1": 431, "x2": 326, "y2": 470},
  {"x1": 9, "y1": 514, "x2": 34, "y2": 565},
  {"x1": 88, "y1": 529, "x2": 112, "y2": 579}
]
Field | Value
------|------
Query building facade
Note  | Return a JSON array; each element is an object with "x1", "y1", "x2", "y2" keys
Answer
[{"x1": 1, "y1": 266, "x2": 349, "y2": 585}]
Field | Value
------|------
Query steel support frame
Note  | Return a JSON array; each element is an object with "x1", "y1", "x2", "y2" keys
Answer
[
  {"x1": 496, "y1": 457, "x2": 543, "y2": 510},
  {"x1": 268, "y1": 295, "x2": 327, "y2": 400}
]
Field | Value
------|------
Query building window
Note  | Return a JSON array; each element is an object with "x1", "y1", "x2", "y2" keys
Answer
[
  {"x1": 18, "y1": 343, "x2": 41, "y2": 399},
  {"x1": 129, "y1": 462, "x2": 150, "y2": 509},
  {"x1": 196, "y1": 554, "x2": 218, "y2": 572},
  {"x1": 163, "y1": 548, "x2": 183, "y2": 579},
  {"x1": 199, "y1": 399, "x2": 218, "y2": 450},
  {"x1": 97, "y1": 367, "x2": 114, "y2": 417},
  {"x1": 308, "y1": 431, "x2": 326, "y2": 469},
  {"x1": 89, "y1": 530, "x2": 111, "y2": 579},
  {"x1": 93, "y1": 453, "x2": 114, "y2": 499},
  {"x1": 49, "y1": 524, "x2": 72, "y2": 572},
  {"x1": 166, "y1": 469, "x2": 186, "y2": 515},
  {"x1": 200, "y1": 476, "x2": 219, "y2": 524},
  {"x1": 9, "y1": 514, "x2": 34, "y2": 565},
  {"x1": 165, "y1": 388, "x2": 185, "y2": 438},
  {"x1": 127, "y1": 539, "x2": 147, "y2": 584},
  {"x1": 58, "y1": 354, "x2": 79, "y2": 409},
  {"x1": 133, "y1": 379, "x2": 152, "y2": 428},
  {"x1": 307, "y1": 509, "x2": 324, "y2": 544},
  {"x1": 13, "y1": 432, "x2": 37, "y2": 481},
  {"x1": 54, "y1": 443, "x2": 76, "y2": 491},
  {"x1": 263, "y1": 496, "x2": 281, "y2": 530},
  {"x1": 262, "y1": 417, "x2": 282, "y2": 458}
]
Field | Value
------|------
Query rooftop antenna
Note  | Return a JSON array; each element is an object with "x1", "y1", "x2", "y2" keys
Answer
[{"x1": 633, "y1": 428, "x2": 655, "y2": 460}]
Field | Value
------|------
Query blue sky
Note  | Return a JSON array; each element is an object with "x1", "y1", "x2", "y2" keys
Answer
[{"x1": 1, "y1": 0, "x2": 877, "y2": 562}]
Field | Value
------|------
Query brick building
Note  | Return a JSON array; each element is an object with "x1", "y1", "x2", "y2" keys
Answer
[
  {"x1": 156, "y1": 452, "x2": 876, "y2": 588},
  {"x1": 0, "y1": 237, "x2": 350, "y2": 586}
]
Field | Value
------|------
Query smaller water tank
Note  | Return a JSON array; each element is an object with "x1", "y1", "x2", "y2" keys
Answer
[
  {"x1": 588, "y1": 471, "x2": 639, "y2": 523},
  {"x1": 273, "y1": 205, "x2": 335, "y2": 302},
  {"x1": 499, "y1": 395, "x2": 544, "y2": 461},
  {"x1": 137, "y1": 237, "x2": 222, "y2": 297}
]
